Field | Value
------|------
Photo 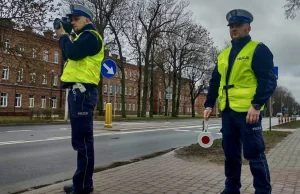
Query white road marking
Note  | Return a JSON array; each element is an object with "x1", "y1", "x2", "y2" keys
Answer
[
  {"x1": 60, "y1": 128, "x2": 70, "y2": 130},
  {"x1": 174, "y1": 129, "x2": 191, "y2": 132},
  {"x1": 0, "y1": 125, "x2": 222, "y2": 146},
  {"x1": 6, "y1": 130, "x2": 32, "y2": 133}
]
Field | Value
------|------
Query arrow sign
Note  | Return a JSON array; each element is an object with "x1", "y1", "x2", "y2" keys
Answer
[{"x1": 101, "y1": 59, "x2": 117, "y2": 79}]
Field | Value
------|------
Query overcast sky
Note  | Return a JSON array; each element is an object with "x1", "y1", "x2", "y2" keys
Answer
[{"x1": 187, "y1": 0, "x2": 300, "y2": 102}]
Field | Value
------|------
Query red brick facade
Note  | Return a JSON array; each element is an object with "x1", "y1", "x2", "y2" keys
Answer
[
  {"x1": 0, "y1": 23, "x2": 217, "y2": 116},
  {"x1": 0, "y1": 24, "x2": 64, "y2": 114}
]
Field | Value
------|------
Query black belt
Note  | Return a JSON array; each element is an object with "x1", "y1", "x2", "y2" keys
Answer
[
  {"x1": 223, "y1": 84, "x2": 234, "y2": 90},
  {"x1": 62, "y1": 82, "x2": 97, "y2": 89}
]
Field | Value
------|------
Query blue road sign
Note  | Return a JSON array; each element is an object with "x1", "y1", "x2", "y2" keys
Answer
[
  {"x1": 282, "y1": 106, "x2": 287, "y2": 113},
  {"x1": 273, "y1": 66, "x2": 278, "y2": 80},
  {"x1": 101, "y1": 59, "x2": 117, "y2": 79}
]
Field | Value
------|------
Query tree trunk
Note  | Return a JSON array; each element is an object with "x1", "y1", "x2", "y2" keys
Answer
[
  {"x1": 141, "y1": 38, "x2": 152, "y2": 117},
  {"x1": 176, "y1": 70, "x2": 182, "y2": 116}
]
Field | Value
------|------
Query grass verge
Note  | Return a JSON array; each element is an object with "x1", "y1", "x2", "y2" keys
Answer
[
  {"x1": 174, "y1": 131, "x2": 292, "y2": 165},
  {"x1": 272, "y1": 120, "x2": 300, "y2": 129}
]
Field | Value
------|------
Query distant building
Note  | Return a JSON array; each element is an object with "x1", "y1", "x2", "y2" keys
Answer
[
  {"x1": 0, "y1": 21, "x2": 217, "y2": 117},
  {"x1": 0, "y1": 20, "x2": 63, "y2": 115}
]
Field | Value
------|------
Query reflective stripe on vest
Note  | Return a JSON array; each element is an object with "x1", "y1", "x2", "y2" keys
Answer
[
  {"x1": 60, "y1": 29, "x2": 104, "y2": 85},
  {"x1": 217, "y1": 40, "x2": 264, "y2": 112}
]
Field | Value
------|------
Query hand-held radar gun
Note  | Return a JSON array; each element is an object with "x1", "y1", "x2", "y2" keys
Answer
[{"x1": 198, "y1": 120, "x2": 222, "y2": 148}]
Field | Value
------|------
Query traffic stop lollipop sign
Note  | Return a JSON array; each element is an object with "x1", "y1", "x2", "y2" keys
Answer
[{"x1": 198, "y1": 120, "x2": 222, "y2": 148}]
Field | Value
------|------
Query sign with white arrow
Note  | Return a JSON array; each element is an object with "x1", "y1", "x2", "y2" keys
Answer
[{"x1": 101, "y1": 59, "x2": 117, "y2": 79}]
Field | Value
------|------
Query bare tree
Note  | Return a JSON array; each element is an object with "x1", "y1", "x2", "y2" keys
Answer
[
  {"x1": 283, "y1": 0, "x2": 300, "y2": 19},
  {"x1": 137, "y1": 0, "x2": 190, "y2": 117}
]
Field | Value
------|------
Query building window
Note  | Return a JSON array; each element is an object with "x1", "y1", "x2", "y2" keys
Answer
[
  {"x1": 17, "y1": 69, "x2": 23, "y2": 82},
  {"x1": 129, "y1": 71, "x2": 132, "y2": 80},
  {"x1": 43, "y1": 50, "x2": 48, "y2": 61},
  {"x1": 15, "y1": 94, "x2": 22, "y2": 107},
  {"x1": 159, "y1": 92, "x2": 162, "y2": 99},
  {"x1": 52, "y1": 97, "x2": 57, "y2": 108},
  {"x1": 120, "y1": 86, "x2": 122, "y2": 94},
  {"x1": 103, "y1": 101, "x2": 106, "y2": 110},
  {"x1": 129, "y1": 87, "x2": 132, "y2": 96},
  {"x1": 53, "y1": 75, "x2": 58, "y2": 86},
  {"x1": 30, "y1": 73, "x2": 36, "y2": 83},
  {"x1": 2, "y1": 66, "x2": 9, "y2": 80},
  {"x1": 17, "y1": 42, "x2": 24, "y2": 55},
  {"x1": 29, "y1": 95, "x2": 34, "y2": 108},
  {"x1": 0, "y1": 93, "x2": 8, "y2": 107},
  {"x1": 134, "y1": 88, "x2": 136, "y2": 96},
  {"x1": 42, "y1": 74, "x2": 47, "y2": 84},
  {"x1": 109, "y1": 85, "x2": 112, "y2": 94},
  {"x1": 54, "y1": 51, "x2": 59, "y2": 64},
  {"x1": 129, "y1": 104, "x2": 131, "y2": 111},
  {"x1": 125, "y1": 87, "x2": 127, "y2": 95},
  {"x1": 114, "y1": 103, "x2": 117, "y2": 110},
  {"x1": 104, "y1": 85, "x2": 107, "y2": 93},
  {"x1": 125, "y1": 71, "x2": 128, "y2": 79},
  {"x1": 4, "y1": 39, "x2": 10, "y2": 53},
  {"x1": 119, "y1": 103, "x2": 121, "y2": 110},
  {"x1": 133, "y1": 104, "x2": 135, "y2": 111},
  {"x1": 32, "y1": 48, "x2": 37, "y2": 58},
  {"x1": 41, "y1": 96, "x2": 46, "y2": 108}
]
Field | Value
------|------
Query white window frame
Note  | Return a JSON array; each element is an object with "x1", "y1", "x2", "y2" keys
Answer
[
  {"x1": 125, "y1": 87, "x2": 127, "y2": 95},
  {"x1": 0, "y1": 93, "x2": 8, "y2": 107},
  {"x1": 103, "y1": 101, "x2": 106, "y2": 110},
  {"x1": 15, "y1": 94, "x2": 22, "y2": 107},
  {"x1": 17, "y1": 42, "x2": 24, "y2": 55},
  {"x1": 30, "y1": 72, "x2": 36, "y2": 83},
  {"x1": 114, "y1": 103, "x2": 117, "y2": 110},
  {"x1": 41, "y1": 96, "x2": 46, "y2": 108},
  {"x1": 52, "y1": 97, "x2": 57, "y2": 108},
  {"x1": 134, "y1": 88, "x2": 136, "y2": 96},
  {"x1": 133, "y1": 104, "x2": 135, "y2": 111},
  {"x1": 54, "y1": 51, "x2": 59, "y2": 64},
  {"x1": 29, "y1": 95, "x2": 34, "y2": 108},
  {"x1": 53, "y1": 75, "x2": 58, "y2": 86},
  {"x1": 109, "y1": 86, "x2": 112, "y2": 94},
  {"x1": 129, "y1": 87, "x2": 132, "y2": 96},
  {"x1": 32, "y1": 48, "x2": 37, "y2": 58},
  {"x1": 4, "y1": 39, "x2": 10, "y2": 53},
  {"x1": 42, "y1": 74, "x2": 47, "y2": 84},
  {"x1": 119, "y1": 103, "x2": 121, "y2": 110},
  {"x1": 2, "y1": 66, "x2": 9, "y2": 80},
  {"x1": 129, "y1": 104, "x2": 131, "y2": 111},
  {"x1": 17, "y1": 68, "x2": 23, "y2": 82},
  {"x1": 43, "y1": 50, "x2": 48, "y2": 61},
  {"x1": 104, "y1": 85, "x2": 107, "y2": 93}
]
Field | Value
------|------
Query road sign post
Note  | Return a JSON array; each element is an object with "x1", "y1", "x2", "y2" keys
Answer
[
  {"x1": 165, "y1": 86, "x2": 172, "y2": 116},
  {"x1": 101, "y1": 59, "x2": 117, "y2": 128}
]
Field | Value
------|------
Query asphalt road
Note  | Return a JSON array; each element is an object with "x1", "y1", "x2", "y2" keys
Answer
[{"x1": 0, "y1": 117, "x2": 278, "y2": 194}]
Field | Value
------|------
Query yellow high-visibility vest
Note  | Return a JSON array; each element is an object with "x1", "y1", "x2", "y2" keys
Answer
[
  {"x1": 61, "y1": 29, "x2": 104, "y2": 85},
  {"x1": 217, "y1": 40, "x2": 264, "y2": 112}
]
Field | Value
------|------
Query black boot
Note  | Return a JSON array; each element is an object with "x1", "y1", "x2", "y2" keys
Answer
[
  {"x1": 64, "y1": 184, "x2": 94, "y2": 194},
  {"x1": 220, "y1": 190, "x2": 240, "y2": 194}
]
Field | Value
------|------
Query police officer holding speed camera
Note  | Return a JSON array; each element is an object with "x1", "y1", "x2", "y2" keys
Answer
[{"x1": 54, "y1": 4, "x2": 104, "y2": 194}]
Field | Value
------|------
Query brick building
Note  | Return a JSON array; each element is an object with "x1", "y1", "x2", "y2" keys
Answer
[
  {"x1": 0, "y1": 20, "x2": 64, "y2": 115},
  {"x1": 101, "y1": 54, "x2": 217, "y2": 116},
  {"x1": 0, "y1": 20, "x2": 217, "y2": 117}
]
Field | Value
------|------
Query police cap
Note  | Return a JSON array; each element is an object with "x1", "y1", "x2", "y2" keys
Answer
[
  {"x1": 67, "y1": 4, "x2": 94, "y2": 21},
  {"x1": 226, "y1": 9, "x2": 253, "y2": 26}
]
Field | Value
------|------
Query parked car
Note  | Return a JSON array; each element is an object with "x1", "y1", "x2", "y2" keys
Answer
[{"x1": 276, "y1": 112, "x2": 283, "y2": 117}]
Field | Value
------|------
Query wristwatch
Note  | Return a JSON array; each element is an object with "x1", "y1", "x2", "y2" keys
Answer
[{"x1": 252, "y1": 104, "x2": 262, "y2": 110}]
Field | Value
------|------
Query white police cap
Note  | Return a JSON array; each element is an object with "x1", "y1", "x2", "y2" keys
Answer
[
  {"x1": 68, "y1": 4, "x2": 94, "y2": 21},
  {"x1": 226, "y1": 9, "x2": 253, "y2": 26}
]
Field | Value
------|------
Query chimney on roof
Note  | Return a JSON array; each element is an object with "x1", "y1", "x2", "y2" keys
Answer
[
  {"x1": 43, "y1": 30, "x2": 54, "y2": 39},
  {"x1": 112, "y1": 54, "x2": 118, "y2": 59},
  {"x1": 24, "y1": 26, "x2": 33, "y2": 33},
  {"x1": 0, "y1": 18, "x2": 15, "y2": 29}
]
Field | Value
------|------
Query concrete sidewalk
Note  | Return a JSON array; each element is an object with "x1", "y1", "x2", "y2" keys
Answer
[{"x1": 22, "y1": 129, "x2": 300, "y2": 194}]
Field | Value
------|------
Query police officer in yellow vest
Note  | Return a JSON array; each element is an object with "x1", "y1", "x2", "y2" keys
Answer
[
  {"x1": 55, "y1": 4, "x2": 104, "y2": 194},
  {"x1": 204, "y1": 9, "x2": 277, "y2": 194}
]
